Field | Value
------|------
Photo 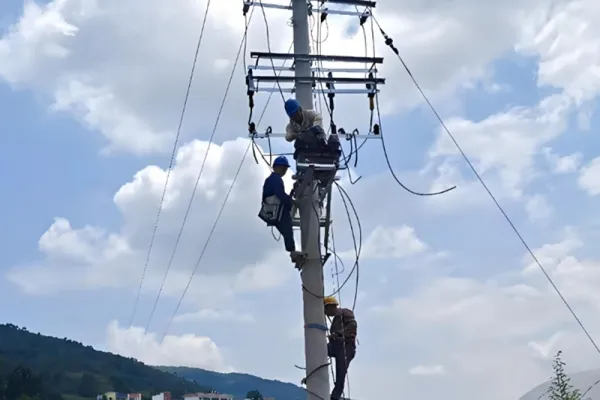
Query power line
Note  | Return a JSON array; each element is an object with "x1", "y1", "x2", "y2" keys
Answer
[
  {"x1": 160, "y1": 140, "x2": 251, "y2": 341},
  {"x1": 128, "y1": 0, "x2": 213, "y2": 328},
  {"x1": 142, "y1": 5, "x2": 255, "y2": 334},
  {"x1": 259, "y1": 0, "x2": 285, "y2": 102},
  {"x1": 159, "y1": 10, "x2": 292, "y2": 340},
  {"x1": 371, "y1": 13, "x2": 600, "y2": 356}
]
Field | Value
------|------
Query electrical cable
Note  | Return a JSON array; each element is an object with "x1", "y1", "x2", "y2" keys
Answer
[
  {"x1": 328, "y1": 224, "x2": 353, "y2": 400},
  {"x1": 145, "y1": 5, "x2": 254, "y2": 335},
  {"x1": 250, "y1": 41, "x2": 294, "y2": 169},
  {"x1": 160, "y1": 135, "x2": 251, "y2": 342},
  {"x1": 334, "y1": 182, "x2": 361, "y2": 311},
  {"x1": 300, "y1": 182, "x2": 362, "y2": 303},
  {"x1": 259, "y1": 0, "x2": 286, "y2": 103},
  {"x1": 371, "y1": 13, "x2": 600, "y2": 356},
  {"x1": 341, "y1": 8, "x2": 375, "y2": 165},
  {"x1": 128, "y1": 0, "x2": 213, "y2": 328},
  {"x1": 160, "y1": 5, "x2": 291, "y2": 341}
]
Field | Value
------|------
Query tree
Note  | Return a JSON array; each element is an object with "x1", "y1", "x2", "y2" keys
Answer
[
  {"x1": 246, "y1": 389, "x2": 263, "y2": 400},
  {"x1": 78, "y1": 373, "x2": 100, "y2": 397},
  {"x1": 5, "y1": 366, "x2": 43, "y2": 400},
  {"x1": 548, "y1": 351, "x2": 583, "y2": 400}
]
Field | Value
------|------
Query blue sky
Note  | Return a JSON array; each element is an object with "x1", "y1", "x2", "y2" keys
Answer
[{"x1": 2, "y1": 0, "x2": 600, "y2": 399}]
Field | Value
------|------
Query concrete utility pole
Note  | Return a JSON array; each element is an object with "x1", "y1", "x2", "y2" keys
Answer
[
  {"x1": 291, "y1": 1, "x2": 331, "y2": 399},
  {"x1": 245, "y1": 2, "x2": 384, "y2": 399}
]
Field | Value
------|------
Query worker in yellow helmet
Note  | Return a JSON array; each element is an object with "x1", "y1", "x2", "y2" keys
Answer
[{"x1": 323, "y1": 296, "x2": 357, "y2": 400}]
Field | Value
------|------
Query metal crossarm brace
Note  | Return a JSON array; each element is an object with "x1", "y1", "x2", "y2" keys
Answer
[
  {"x1": 249, "y1": 65, "x2": 378, "y2": 74},
  {"x1": 244, "y1": 0, "x2": 374, "y2": 16},
  {"x1": 254, "y1": 87, "x2": 378, "y2": 94},
  {"x1": 250, "y1": 52, "x2": 384, "y2": 64},
  {"x1": 247, "y1": 131, "x2": 382, "y2": 139},
  {"x1": 250, "y1": 75, "x2": 385, "y2": 84},
  {"x1": 312, "y1": 0, "x2": 377, "y2": 7}
]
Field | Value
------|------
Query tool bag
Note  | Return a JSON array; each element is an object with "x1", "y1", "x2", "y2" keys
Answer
[{"x1": 258, "y1": 195, "x2": 283, "y2": 226}]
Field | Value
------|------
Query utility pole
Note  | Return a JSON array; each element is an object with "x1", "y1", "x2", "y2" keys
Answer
[
  {"x1": 290, "y1": 1, "x2": 331, "y2": 398},
  {"x1": 244, "y1": 2, "x2": 384, "y2": 399}
]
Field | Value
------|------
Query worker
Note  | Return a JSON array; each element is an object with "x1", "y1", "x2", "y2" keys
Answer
[
  {"x1": 324, "y1": 296, "x2": 357, "y2": 400},
  {"x1": 284, "y1": 98, "x2": 324, "y2": 142},
  {"x1": 260, "y1": 155, "x2": 305, "y2": 264},
  {"x1": 284, "y1": 98, "x2": 328, "y2": 151},
  {"x1": 284, "y1": 98, "x2": 341, "y2": 164}
]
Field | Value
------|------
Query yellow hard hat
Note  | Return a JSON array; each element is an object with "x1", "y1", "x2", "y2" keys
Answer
[{"x1": 323, "y1": 296, "x2": 339, "y2": 306}]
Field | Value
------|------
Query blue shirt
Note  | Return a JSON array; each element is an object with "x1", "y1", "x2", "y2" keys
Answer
[{"x1": 262, "y1": 172, "x2": 293, "y2": 210}]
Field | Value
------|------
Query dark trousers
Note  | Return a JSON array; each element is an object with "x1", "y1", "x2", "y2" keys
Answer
[
  {"x1": 328, "y1": 340, "x2": 356, "y2": 399},
  {"x1": 275, "y1": 211, "x2": 295, "y2": 252}
]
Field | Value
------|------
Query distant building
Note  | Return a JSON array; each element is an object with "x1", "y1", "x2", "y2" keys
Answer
[
  {"x1": 152, "y1": 392, "x2": 172, "y2": 400},
  {"x1": 128, "y1": 394, "x2": 142, "y2": 400},
  {"x1": 184, "y1": 392, "x2": 233, "y2": 400},
  {"x1": 105, "y1": 392, "x2": 128, "y2": 400}
]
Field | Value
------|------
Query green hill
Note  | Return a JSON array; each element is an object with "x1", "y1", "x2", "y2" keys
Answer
[
  {"x1": 159, "y1": 366, "x2": 306, "y2": 399},
  {"x1": 0, "y1": 323, "x2": 210, "y2": 398},
  {"x1": 0, "y1": 323, "x2": 305, "y2": 400}
]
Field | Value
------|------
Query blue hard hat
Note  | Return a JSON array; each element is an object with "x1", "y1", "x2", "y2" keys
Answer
[
  {"x1": 273, "y1": 155, "x2": 290, "y2": 168},
  {"x1": 284, "y1": 98, "x2": 300, "y2": 117}
]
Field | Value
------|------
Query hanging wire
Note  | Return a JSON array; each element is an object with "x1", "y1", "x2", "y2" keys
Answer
[
  {"x1": 128, "y1": 0, "x2": 213, "y2": 328},
  {"x1": 145, "y1": 6, "x2": 255, "y2": 336},
  {"x1": 159, "y1": 1, "x2": 291, "y2": 341},
  {"x1": 371, "y1": 12, "x2": 600, "y2": 356}
]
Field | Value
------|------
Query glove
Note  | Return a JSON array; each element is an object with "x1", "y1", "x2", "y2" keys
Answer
[{"x1": 309, "y1": 125, "x2": 323, "y2": 135}]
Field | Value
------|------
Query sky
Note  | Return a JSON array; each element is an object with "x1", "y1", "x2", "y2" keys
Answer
[{"x1": 2, "y1": 0, "x2": 600, "y2": 399}]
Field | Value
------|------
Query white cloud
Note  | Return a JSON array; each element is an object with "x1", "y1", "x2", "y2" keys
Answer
[
  {"x1": 7, "y1": 138, "x2": 295, "y2": 307},
  {"x1": 429, "y1": 94, "x2": 572, "y2": 199},
  {"x1": 367, "y1": 229, "x2": 600, "y2": 399},
  {"x1": 517, "y1": 0, "x2": 600, "y2": 104},
  {"x1": 409, "y1": 365, "x2": 447, "y2": 376},
  {"x1": 578, "y1": 157, "x2": 600, "y2": 196},
  {"x1": 5, "y1": 0, "x2": 600, "y2": 399},
  {"x1": 344, "y1": 225, "x2": 427, "y2": 260},
  {"x1": 525, "y1": 194, "x2": 553, "y2": 222},
  {"x1": 173, "y1": 309, "x2": 254, "y2": 323},
  {"x1": 528, "y1": 331, "x2": 565, "y2": 359},
  {"x1": 106, "y1": 320, "x2": 232, "y2": 372},
  {"x1": 0, "y1": 0, "x2": 563, "y2": 155},
  {"x1": 543, "y1": 147, "x2": 583, "y2": 174}
]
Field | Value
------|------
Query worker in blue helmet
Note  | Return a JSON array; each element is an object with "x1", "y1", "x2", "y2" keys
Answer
[
  {"x1": 260, "y1": 155, "x2": 305, "y2": 264},
  {"x1": 284, "y1": 98, "x2": 325, "y2": 144}
]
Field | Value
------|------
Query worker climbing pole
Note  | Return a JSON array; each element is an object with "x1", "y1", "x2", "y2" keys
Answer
[{"x1": 245, "y1": 1, "x2": 384, "y2": 399}]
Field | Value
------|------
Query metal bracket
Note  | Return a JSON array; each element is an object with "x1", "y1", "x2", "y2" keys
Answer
[
  {"x1": 311, "y1": 0, "x2": 377, "y2": 7},
  {"x1": 249, "y1": 65, "x2": 378, "y2": 74},
  {"x1": 250, "y1": 75, "x2": 385, "y2": 84},
  {"x1": 251, "y1": 51, "x2": 383, "y2": 65},
  {"x1": 294, "y1": 166, "x2": 315, "y2": 199},
  {"x1": 254, "y1": 87, "x2": 379, "y2": 94},
  {"x1": 244, "y1": 1, "x2": 375, "y2": 16}
]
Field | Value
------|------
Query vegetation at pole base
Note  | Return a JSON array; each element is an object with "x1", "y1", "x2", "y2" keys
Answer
[
  {"x1": 0, "y1": 323, "x2": 305, "y2": 400},
  {"x1": 548, "y1": 350, "x2": 585, "y2": 400}
]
